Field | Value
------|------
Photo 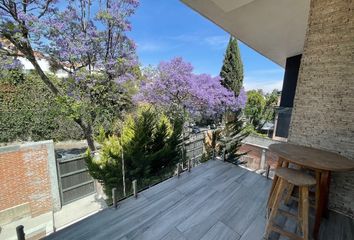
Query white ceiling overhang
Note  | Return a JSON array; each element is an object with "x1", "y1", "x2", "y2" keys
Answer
[{"x1": 181, "y1": 0, "x2": 310, "y2": 67}]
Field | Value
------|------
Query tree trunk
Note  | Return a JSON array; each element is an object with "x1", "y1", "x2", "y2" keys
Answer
[
  {"x1": 27, "y1": 57, "x2": 60, "y2": 95},
  {"x1": 29, "y1": 56, "x2": 97, "y2": 151},
  {"x1": 74, "y1": 118, "x2": 96, "y2": 151},
  {"x1": 5, "y1": 35, "x2": 96, "y2": 150},
  {"x1": 84, "y1": 126, "x2": 96, "y2": 152}
]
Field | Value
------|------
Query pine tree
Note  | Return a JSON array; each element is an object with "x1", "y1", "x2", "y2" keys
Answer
[
  {"x1": 220, "y1": 36, "x2": 244, "y2": 95},
  {"x1": 219, "y1": 110, "x2": 249, "y2": 163}
]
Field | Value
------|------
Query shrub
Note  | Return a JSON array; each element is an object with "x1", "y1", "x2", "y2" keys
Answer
[
  {"x1": 219, "y1": 110, "x2": 249, "y2": 163},
  {"x1": 0, "y1": 72, "x2": 83, "y2": 143},
  {"x1": 86, "y1": 105, "x2": 183, "y2": 198}
]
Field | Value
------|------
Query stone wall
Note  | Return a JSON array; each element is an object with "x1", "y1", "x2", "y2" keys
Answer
[{"x1": 289, "y1": 0, "x2": 354, "y2": 217}]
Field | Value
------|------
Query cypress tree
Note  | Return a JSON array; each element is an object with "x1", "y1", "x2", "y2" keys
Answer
[{"x1": 220, "y1": 36, "x2": 244, "y2": 95}]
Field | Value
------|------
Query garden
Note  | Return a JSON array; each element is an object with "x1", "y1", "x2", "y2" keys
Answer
[{"x1": 0, "y1": 0, "x2": 277, "y2": 201}]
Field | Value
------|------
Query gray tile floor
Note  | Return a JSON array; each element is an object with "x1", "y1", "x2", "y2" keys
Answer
[{"x1": 46, "y1": 160, "x2": 354, "y2": 240}]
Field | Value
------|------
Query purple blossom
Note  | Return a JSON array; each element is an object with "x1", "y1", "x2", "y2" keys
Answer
[
  {"x1": 136, "y1": 57, "x2": 247, "y2": 118},
  {"x1": 1, "y1": 0, "x2": 139, "y2": 84},
  {"x1": 0, "y1": 56, "x2": 23, "y2": 71}
]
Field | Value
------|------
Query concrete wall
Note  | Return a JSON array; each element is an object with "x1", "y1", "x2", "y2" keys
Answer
[
  {"x1": 289, "y1": 0, "x2": 354, "y2": 217},
  {"x1": 0, "y1": 140, "x2": 60, "y2": 225}
]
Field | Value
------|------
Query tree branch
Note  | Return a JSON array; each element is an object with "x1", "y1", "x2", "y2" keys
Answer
[
  {"x1": 0, "y1": 46, "x2": 23, "y2": 57},
  {"x1": 38, "y1": 0, "x2": 53, "y2": 18}
]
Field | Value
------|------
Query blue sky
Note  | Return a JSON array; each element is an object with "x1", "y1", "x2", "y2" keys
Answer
[{"x1": 128, "y1": 0, "x2": 284, "y2": 93}]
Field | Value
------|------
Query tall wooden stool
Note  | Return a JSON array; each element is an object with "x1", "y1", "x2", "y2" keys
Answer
[{"x1": 264, "y1": 167, "x2": 316, "y2": 240}]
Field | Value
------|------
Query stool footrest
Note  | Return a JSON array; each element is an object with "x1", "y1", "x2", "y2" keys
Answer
[
  {"x1": 278, "y1": 209, "x2": 298, "y2": 220},
  {"x1": 270, "y1": 225, "x2": 304, "y2": 240},
  {"x1": 288, "y1": 196, "x2": 316, "y2": 209}
]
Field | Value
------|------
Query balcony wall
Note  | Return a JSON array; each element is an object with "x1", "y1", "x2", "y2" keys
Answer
[{"x1": 289, "y1": 0, "x2": 354, "y2": 217}]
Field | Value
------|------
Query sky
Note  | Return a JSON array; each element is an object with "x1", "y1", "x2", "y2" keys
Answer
[{"x1": 128, "y1": 0, "x2": 285, "y2": 93}]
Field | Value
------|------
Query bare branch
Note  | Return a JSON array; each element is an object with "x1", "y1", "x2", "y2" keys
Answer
[
  {"x1": 38, "y1": 0, "x2": 53, "y2": 18},
  {"x1": 0, "y1": 46, "x2": 23, "y2": 57}
]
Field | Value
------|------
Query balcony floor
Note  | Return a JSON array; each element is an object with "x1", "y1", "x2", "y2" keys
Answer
[{"x1": 46, "y1": 160, "x2": 354, "y2": 240}]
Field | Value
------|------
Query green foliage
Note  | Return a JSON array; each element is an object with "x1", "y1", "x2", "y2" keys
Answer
[
  {"x1": 243, "y1": 123, "x2": 268, "y2": 137},
  {"x1": 219, "y1": 110, "x2": 249, "y2": 163},
  {"x1": 95, "y1": 126, "x2": 107, "y2": 145},
  {"x1": 0, "y1": 66, "x2": 137, "y2": 144},
  {"x1": 124, "y1": 106, "x2": 183, "y2": 183},
  {"x1": 85, "y1": 136, "x2": 124, "y2": 199},
  {"x1": 57, "y1": 71, "x2": 134, "y2": 135},
  {"x1": 244, "y1": 90, "x2": 265, "y2": 128},
  {"x1": 220, "y1": 36, "x2": 244, "y2": 95},
  {"x1": 244, "y1": 89, "x2": 279, "y2": 131},
  {"x1": 0, "y1": 72, "x2": 83, "y2": 143},
  {"x1": 0, "y1": 68, "x2": 25, "y2": 85},
  {"x1": 86, "y1": 105, "x2": 183, "y2": 198}
]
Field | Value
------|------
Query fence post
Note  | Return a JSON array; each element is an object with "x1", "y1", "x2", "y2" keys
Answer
[
  {"x1": 187, "y1": 159, "x2": 191, "y2": 172},
  {"x1": 176, "y1": 163, "x2": 180, "y2": 177},
  {"x1": 121, "y1": 150, "x2": 126, "y2": 197},
  {"x1": 16, "y1": 225, "x2": 25, "y2": 240},
  {"x1": 222, "y1": 149, "x2": 226, "y2": 161},
  {"x1": 132, "y1": 180, "x2": 137, "y2": 198},
  {"x1": 112, "y1": 188, "x2": 117, "y2": 208}
]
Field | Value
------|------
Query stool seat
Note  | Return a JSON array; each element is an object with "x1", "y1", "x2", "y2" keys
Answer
[{"x1": 275, "y1": 168, "x2": 316, "y2": 186}]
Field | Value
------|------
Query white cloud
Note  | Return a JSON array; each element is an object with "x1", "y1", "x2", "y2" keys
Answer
[
  {"x1": 204, "y1": 35, "x2": 229, "y2": 46},
  {"x1": 243, "y1": 68, "x2": 284, "y2": 93},
  {"x1": 247, "y1": 69, "x2": 284, "y2": 75},
  {"x1": 164, "y1": 34, "x2": 199, "y2": 43},
  {"x1": 137, "y1": 41, "x2": 166, "y2": 52},
  {"x1": 163, "y1": 34, "x2": 229, "y2": 49},
  {"x1": 244, "y1": 79, "x2": 283, "y2": 93}
]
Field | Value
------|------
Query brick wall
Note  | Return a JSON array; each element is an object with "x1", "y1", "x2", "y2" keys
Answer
[
  {"x1": 289, "y1": 0, "x2": 354, "y2": 217},
  {"x1": 239, "y1": 144, "x2": 278, "y2": 170},
  {"x1": 0, "y1": 141, "x2": 60, "y2": 223}
]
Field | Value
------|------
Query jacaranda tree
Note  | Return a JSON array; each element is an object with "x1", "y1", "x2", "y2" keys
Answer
[
  {"x1": 135, "y1": 57, "x2": 247, "y2": 120},
  {"x1": 0, "y1": 0, "x2": 139, "y2": 150}
]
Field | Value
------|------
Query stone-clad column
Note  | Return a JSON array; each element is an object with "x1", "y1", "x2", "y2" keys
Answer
[{"x1": 289, "y1": 0, "x2": 354, "y2": 217}]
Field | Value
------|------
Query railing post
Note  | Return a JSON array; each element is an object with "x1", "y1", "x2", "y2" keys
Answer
[
  {"x1": 16, "y1": 225, "x2": 25, "y2": 240},
  {"x1": 187, "y1": 159, "x2": 191, "y2": 172},
  {"x1": 132, "y1": 180, "x2": 137, "y2": 198},
  {"x1": 222, "y1": 149, "x2": 226, "y2": 161},
  {"x1": 176, "y1": 163, "x2": 180, "y2": 177},
  {"x1": 266, "y1": 165, "x2": 271, "y2": 179},
  {"x1": 260, "y1": 149, "x2": 266, "y2": 170},
  {"x1": 112, "y1": 188, "x2": 117, "y2": 209}
]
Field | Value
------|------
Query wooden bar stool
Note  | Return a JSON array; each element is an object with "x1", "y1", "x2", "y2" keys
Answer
[{"x1": 264, "y1": 167, "x2": 316, "y2": 240}]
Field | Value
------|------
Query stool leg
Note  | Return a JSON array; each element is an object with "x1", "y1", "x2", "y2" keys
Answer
[
  {"x1": 284, "y1": 184, "x2": 294, "y2": 206},
  {"x1": 315, "y1": 171, "x2": 321, "y2": 213},
  {"x1": 267, "y1": 178, "x2": 280, "y2": 218},
  {"x1": 264, "y1": 179, "x2": 286, "y2": 239},
  {"x1": 301, "y1": 186, "x2": 309, "y2": 240},
  {"x1": 266, "y1": 158, "x2": 285, "y2": 207},
  {"x1": 298, "y1": 186, "x2": 303, "y2": 235}
]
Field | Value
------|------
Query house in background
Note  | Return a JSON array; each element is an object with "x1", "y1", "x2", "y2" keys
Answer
[
  {"x1": 181, "y1": 0, "x2": 354, "y2": 221},
  {"x1": 1, "y1": 38, "x2": 68, "y2": 78}
]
